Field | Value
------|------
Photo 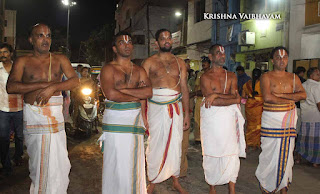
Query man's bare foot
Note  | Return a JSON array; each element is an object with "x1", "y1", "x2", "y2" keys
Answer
[
  {"x1": 172, "y1": 177, "x2": 188, "y2": 194},
  {"x1": 280, "y1": 188, "x2": 287, "y2": 194},
  {"x1": 228, "y1": 181, "x2": 236, "y2": 194},
  {"x1": 147, "y1": 183, "x2": 155, "y2": 194},
  {"x1": 313, "y1": 163, "x2": 319, "y2": 168},
  {"x1": 209, "y1": 185, "x2": 217, "y2": 194}
]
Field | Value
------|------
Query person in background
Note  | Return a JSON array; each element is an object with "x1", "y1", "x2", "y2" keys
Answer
[
  {"x1": 0, "y1": 43, "x2": 24, "y2": 176},
  {"x1": 193, "y1": 56, "x2": 211, "y2": 145},
  {"x1": 296, "y1": 67, "x2": 320, "y2": 167},
  {"x1": 236, "y1": 65, "x2": 251, "y2": 96},
  {"x1": 76, "y1": 64, "x2": 83, "y2": 78},
  {"x1": 242, "y1": 68, "x2": 263, "y2": 150}
]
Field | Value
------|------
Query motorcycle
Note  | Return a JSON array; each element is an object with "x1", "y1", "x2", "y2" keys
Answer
[{"x1": 72, "y1": 84, "x2": 98, "y2": 138}]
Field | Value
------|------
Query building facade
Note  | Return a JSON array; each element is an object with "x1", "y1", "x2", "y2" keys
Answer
[
  {"x1": 115, "y1": 0, "x2": 187, "y2": 64},
  {"x1": 4, "y1": 10, "x2": 16, "y2": 48},
  {"x1": 236, "y1": 0, "x2": 290, "y2": 73},
  {"x1": 289, "y1": 0, "x2": 320, "y2": 76}
]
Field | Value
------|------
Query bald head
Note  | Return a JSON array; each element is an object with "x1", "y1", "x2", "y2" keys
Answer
[{"x1": 29, "y1": 23, "x2": 51, "y2": 37}]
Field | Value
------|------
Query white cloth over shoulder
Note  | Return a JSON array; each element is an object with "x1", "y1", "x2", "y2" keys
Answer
[
  {"x1": 23, "y1": 95, "x2": 70, "y2": 194},
  {"x1": 200, "y1": 104, "x2": 245, "y2": 186},
  {"x1": 98, "y1": 100, "x2": 147, "y2": 194},
  {"x1": 146, "y1": 88, "x2": 183, "y2": 184}
]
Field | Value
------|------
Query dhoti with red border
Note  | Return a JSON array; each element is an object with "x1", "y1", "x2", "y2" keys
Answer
[{"x1": 146, "y1": 88, "x2": 183, "y2": 183}]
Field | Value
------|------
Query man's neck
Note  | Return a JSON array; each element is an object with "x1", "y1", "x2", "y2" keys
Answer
[
  {"x1": 115, "y1": 57, "x2": 132, "y2": 67},
  {"x1": 33, "y1": 51, "x2": 50, "y2": 58},
  {"x1": 158, "y1": 52, "x2": 172, "y2": 60},
  {"x1": 273, "y1": 69, "x2": 286, "y2": 74},
  {"x1": 212, "y1": 64, "x2": 224, "y2": 72},
  {"x1": 2, "y1": 60, "x2": 13, "y2": 73}
]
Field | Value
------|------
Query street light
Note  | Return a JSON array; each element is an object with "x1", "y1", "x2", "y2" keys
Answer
[
  {"x1": 62, "y1": 0, "x2": 77, "y2": 53},
  {"x1": 175, "y1": 11, "x2": 182, "y2": 17}
]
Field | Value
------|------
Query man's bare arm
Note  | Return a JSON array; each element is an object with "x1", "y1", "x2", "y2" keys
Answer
[
  {"x1": 100, "y1": 65, "x2": 139, "y2": 102},
  {"x1": 272, "y1": 75, "x2": 306, "y2": 102},
  {"x1": 180, "y1": 58, "x2": 190, "y2": 130},
  {"x1": 34, "y1": 55, "x2": 80, "y2": 105},
  {"x1": 261, "y1": 73, "x2": 294, "y2": 104},
  {"x1": 119, "y1": 67, "x2": 152, "y2": 99},
  {"x1": 211, "y1": 73, "x2": 240, "y2": 106},
  {"x1": 47, "y1": 55, "x2": 79, "y2": 91},
  {"x1": 7, "y1": 57, "x2": 51, "y2": 94}
]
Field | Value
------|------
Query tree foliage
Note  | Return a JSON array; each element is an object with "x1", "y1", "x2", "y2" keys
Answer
[{"x1": 83, "y1": 24, "x2": 114, "y2": 66}]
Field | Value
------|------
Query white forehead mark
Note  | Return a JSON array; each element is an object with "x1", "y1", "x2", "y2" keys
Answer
[
  {"x1": 278, "y1": 49, "x2": 285, "y2": 58},
  {"x1": 123, "y1": 35, "x2": 130, "y2": 44},
  {"x1": 219, "y1": 46, "x2": 225, "y2": 54}
]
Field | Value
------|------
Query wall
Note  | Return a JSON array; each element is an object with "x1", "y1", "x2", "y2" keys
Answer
[
  {"x1": 187, "y1": 0, "x2": 212, "y2": 45},
  {"x1": 4, "y1": 10, "x2": 16, "y2": 48}
]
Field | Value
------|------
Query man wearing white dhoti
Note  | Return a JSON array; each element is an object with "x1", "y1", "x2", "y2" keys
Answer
[
  {"x1": 142, "y1": 29, "x2": 190, "y2": 194},
  {"x1": 255, "y1": 46, "x2": 306, "y2": 194},
  {"x1": 200, "y1": 44, "x2": 244, "y2": 194},
  {"x1": 6, "y1": 23, "x2": 79, "y2": 193},
  {"x1": 99, "y1": 31, "x2": 152, "y2": 194}
]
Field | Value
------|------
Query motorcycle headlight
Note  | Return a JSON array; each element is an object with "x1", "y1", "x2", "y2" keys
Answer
[{"x1": 81, "y1": 88, "x2": 92, "y2": 95}]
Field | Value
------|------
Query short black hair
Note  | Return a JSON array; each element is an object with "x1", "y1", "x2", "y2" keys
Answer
[
  {"x1": 81, "y1": 67, "x2": 90, "y2": 72},
  {"x1": 77, "y1": 64, "x2": 83, "y2": 69},
  {"x1": 307, "y1": 67, "x2": 318, "y2": 78},
  {"x1": 112, "y1": 31, "x2": 132, "y2": 46},
  {"x1": 295, "y1": 66, "x2": 306, "y2": 74},
  {"x1": 236, "y1": 66, "x2": 245, "y2": 72},
  {"x1": 0, "y1": 43, "x2": 13, "y2": 53},
  {"x1": 155, "y1": 29, "x2": 171, "y2": 42},
  {"x1": 209, "y1": 44, "x2": 223, "y2": 54},
  {"x1": 29, "y1": 23, "x2": 51, "y2": 37},
  {"x1": 201, "y1": 56, "x2": 211, "y2": 64},
  {"x1": 270, "y1": 46, "x2": 289, "y2": 59}
]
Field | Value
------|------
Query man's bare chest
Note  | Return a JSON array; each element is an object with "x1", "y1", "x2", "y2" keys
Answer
[{"x1": 23, "y1": 62, "x2": 62, "y2": 82}]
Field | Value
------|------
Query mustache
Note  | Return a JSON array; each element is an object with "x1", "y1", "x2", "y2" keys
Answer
[{"x1": 0, "y1": 56, "x2": 7, "y2": 59}]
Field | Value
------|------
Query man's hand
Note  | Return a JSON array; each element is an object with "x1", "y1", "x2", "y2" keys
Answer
[
  {"x1": 183, "y1": 115, "x2": 190, "y2": 131},
  {"x1": 36, "y1": 84, "x2": 56, "y2": 105},
  {"x1": 142, "y1": 115, "x2": 149, "y2": 131},
  {"x1": 201, "y1": 93, "x2": 219, "y2": 108},
  {"x1": 272, "y1": 92, "x2": 283, "y2": 98}
]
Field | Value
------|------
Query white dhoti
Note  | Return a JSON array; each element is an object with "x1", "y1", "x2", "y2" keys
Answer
[
  {"x1": 23, "y1": 95, "x2": 70, "y2": 194},
  {"x1": 146, "y1": 89, "x2": 183, "y2": 183},
  {"x1": 200, "y1": 104, "x2": 245, "y2": 186},
  {"x1": 98, "y1": 101, "x2": 147, "y2": 194},
  {"x1": 256, "y1": 103, "x2": 297, "y2": 193}
]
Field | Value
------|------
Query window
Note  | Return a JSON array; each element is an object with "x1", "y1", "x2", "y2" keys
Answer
[
  {"x1": 4, "y1": 20, "x2": 7, "y2": 27},
  {"x1": 132, "y1": 35, "x2": 145, "y2": 45},
  {"x1": 195, "y1": 0, "x2": 206, "y2": 23},
  {"x1": 4, "y1": 37, "x2": 7, "y2": 42}
]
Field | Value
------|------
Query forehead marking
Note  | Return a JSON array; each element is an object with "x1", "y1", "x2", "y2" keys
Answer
[
  {"x1": 278, "y1": 49, "x2": 285, "y2": 58},
  {"x1": 122, "y1": 35, "x2": 130, "y2": 44},
  {"x1": 219, "y1": 46, "x2": 225, "y2": 54}
]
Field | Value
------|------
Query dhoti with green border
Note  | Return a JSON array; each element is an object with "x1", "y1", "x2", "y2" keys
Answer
[{"x1": 98, "y1": 101, "x2": 147, "y2": 194}]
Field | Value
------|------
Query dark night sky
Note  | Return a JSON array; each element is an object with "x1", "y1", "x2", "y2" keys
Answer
[{"x1": 6, "y1": 0, "x2": 116, "y2": 48}]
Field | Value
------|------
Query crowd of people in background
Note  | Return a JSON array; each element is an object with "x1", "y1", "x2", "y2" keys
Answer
[{"x1": 0, "y1": 23, "x2": 319, "y2": 194}]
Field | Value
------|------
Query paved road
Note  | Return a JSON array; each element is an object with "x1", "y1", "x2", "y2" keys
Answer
[{"x1": 1, "y1": 131, "x2": 319, "y2": 194}]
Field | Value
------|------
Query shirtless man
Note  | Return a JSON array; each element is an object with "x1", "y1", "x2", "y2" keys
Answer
[
  {"x1": 142, "y1": 29, "x2": 190, "y2": 194},
  {"x1": 98, "y1": 31, "x2": 152, "y2": 194},
  {"x1": 200, "y1": 44, "x2": 245, "y2": 194},
  {"x1": 6, "y1": 23, "x2": 78, "y2": 193},
  {"x1": 255, "y1": 46, "x2": 306, "y2": 194}
]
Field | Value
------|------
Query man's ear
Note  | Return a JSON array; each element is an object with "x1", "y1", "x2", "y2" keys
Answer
[
  {"x1": 208, "y1": 54, "x2": 213, "y2": 61},
  {"x1": 112, "y1": 46, "x2": 117, "y2": 54},
  {"x1": 28, "y1": 37, "x2": 33, "y2": 45},
  {"x1": 155, "y1": 41, "x2": 159, "y2": 48}
]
